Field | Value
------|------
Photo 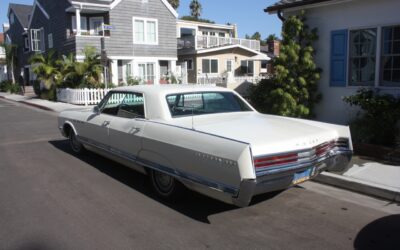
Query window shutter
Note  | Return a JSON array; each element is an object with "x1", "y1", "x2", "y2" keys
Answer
[{"x1": 330, "y1": 29, "x2": 348, "y2": 87}]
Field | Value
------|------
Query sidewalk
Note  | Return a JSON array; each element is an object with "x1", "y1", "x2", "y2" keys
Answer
[
  {"x1": 0, "y1": 92, "x2": 90, "y2": 112},
  {"x1": 1, "y1": 91, "x2": 399, "y2": 203}
]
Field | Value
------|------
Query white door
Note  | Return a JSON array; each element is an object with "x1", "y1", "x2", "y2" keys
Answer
[{"x1": 108, "y1": 92, "x2": 146, "y2": 157}]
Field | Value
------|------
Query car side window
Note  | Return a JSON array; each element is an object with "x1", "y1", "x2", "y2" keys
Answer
[
  {"x1": 99, "y1": 92, "x2": 127, "y2": 116},
  {"x1": 117, "y1": 93, "x2": 145, "y2": 119}
]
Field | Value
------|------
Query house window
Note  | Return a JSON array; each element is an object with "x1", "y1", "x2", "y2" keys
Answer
[
  {"x1": 48, "y1": 33, "x2": 53, "y2": 49},
  {"x1": 241, "y1": 60, "x2": 254, "y2": 75},
  {"x1": 133, "y1": 18, "x2": 158, "y2": 44},
  {"x1": 202, "y1": 31, "x2": 208, "y2": 36},
  {"x1": 202, "y1": 59, "x2": 218, "y2": 74},
  {"x1": 219, "y1": 32, "x2": 225, "y2": 38},
  {"x1": 209, "y1": 32, "x2": 216, "y2": 36},
  {"x1": 183, "y1": 59, "x2": 193, "y2": 70},
  {"x1": 30, "y1": 28, "x2": 45, "y2": 52},
  {"x1": 10, "y1": 12, "x2": 15, "y2": 24},
  {"x1": 24, "y1": 36, "x2": 30, "y2": 52},
  {"x1": 72, "y1": 16, "x2": 88, "y2": 33},
  {"x1": 226, "y1": 60, "x2": 233, "y2": 72},
  {"x1": 349, "y1": 29, "x2": 377, "y2": 86},
  {"x1": 381, "y1": 25, "x2": 400, "y2": 86},
  {"x1": 138, "y1": 63, "x2": 155, "y2": 84},
  {"x1": 126, "y1": 63, "x2": 132, "y2": 78},
  {"x1": 89, "y1": 17, "x2": 104, "y2": 36}
]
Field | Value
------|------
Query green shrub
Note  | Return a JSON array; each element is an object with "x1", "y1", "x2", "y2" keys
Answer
[
  {"x1": 0, "y1": 80, "x2": 21, "y2": 94},
  {"x1": 40, "y1": 85, "x2": 56, "y2": 101},
  {"x1": 343, "y1": 88, "x2": 400, "y2": 147},
  {"x1": 33, "y1": 80, "x2": 41, "y2": 96}
]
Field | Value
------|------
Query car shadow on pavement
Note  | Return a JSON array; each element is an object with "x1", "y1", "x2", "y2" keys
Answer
[
  {"x1": 354, "y1": 214, "x2": 400, "y2": 250},
  {"x1": 49, "y1": 139, "x2": 283, "y2": 224}
]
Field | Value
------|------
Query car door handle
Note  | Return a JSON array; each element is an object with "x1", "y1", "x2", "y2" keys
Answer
[
  {"x1": 129, "y1": 126, "x2": 141, "y2": 134},
  {"x1": 102, "y1": 121, "x2": 111, "y2": 127}
]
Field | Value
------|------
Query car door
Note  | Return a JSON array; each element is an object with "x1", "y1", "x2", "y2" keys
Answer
[
  {"x1": 108, "y1": 92, "x2": 146, "y2": 159},
  {"x1": 81, "y1": 92, "x2": 126, "y2": 148}
]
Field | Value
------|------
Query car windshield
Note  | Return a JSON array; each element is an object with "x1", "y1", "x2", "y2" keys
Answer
[{"x1": 166, "y1": 91, "x2": 253, "y2": 117}]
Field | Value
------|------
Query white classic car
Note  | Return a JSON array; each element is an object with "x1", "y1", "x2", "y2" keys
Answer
[{"x1": 58, "y1": 85, "x2": 352, "y2": 207}]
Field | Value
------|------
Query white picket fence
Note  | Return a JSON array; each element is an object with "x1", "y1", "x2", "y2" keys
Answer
[{"x1": 57, "y1": 88, "x2": 112, "y2": 106}]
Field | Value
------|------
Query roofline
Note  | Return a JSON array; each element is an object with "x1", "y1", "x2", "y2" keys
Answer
[
  {"x1": 177, "y1": 19, "x2": 235, "y2": 30},
  {"x1": 27, "y1": 0, "x2": 50, "y2": 29},
  {"x1": 265, "y1": 0, "x2": 335, "y2": 13},
  {"x1": 68, "y1": 0, "x2": 178, "y2": 18},
  {"x1": 7, "y1": 3, "x2": 33, "y2": 29}
]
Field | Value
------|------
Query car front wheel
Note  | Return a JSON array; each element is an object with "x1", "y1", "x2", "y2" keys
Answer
[
  {"x1": 69, "y1": 131, "x2": 85, "y2": 154},
  {"x1": 149, "y1": 170, "x2": 186, "y2": 201}
]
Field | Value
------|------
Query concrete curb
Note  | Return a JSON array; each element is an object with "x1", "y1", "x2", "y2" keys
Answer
[
  {"x1": 0, "y1": 95, "x2": 55, "y2": 112},
  {"x1": 19, "y1": 101, "x2": 55, "y2": 112},
  {"x1": 314, "y1": 172, "x2": 400, "y2": 203}
]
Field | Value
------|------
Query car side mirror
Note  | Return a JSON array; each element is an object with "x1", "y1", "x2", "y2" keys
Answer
[{"x1": 93, "y1": 106, "x2": 100, "y2": 115}]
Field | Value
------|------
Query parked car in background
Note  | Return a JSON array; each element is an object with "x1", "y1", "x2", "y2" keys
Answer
[{"x1": 58, "y1": 85, "x2": 353, "y2": 207}]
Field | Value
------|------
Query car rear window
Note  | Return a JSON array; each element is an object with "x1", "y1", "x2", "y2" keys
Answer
[{"x1": 166, "y1": 91, "x2": 252, "y2": 117}]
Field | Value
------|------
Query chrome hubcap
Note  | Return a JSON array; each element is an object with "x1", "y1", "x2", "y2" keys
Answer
[{"x1": 154, "y1": 172, "x2": 174, "y2": 193}]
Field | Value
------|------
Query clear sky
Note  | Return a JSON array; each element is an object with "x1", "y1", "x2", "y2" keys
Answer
[{"x1": 1, "y1": 0, "x2": 282, "y2": 39}]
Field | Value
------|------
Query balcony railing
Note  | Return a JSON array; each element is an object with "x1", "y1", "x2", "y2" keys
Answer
[{"x1": 178, "y1": 35, "x2": 260, "y2": 51}]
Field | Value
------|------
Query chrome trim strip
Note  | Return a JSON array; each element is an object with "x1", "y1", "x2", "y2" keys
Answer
[{"x1": 77, "y1": 136, "x2": 239, "y2": 195}]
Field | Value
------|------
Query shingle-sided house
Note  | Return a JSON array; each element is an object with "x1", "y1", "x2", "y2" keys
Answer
[
  {"x1": 5, "y1": 3, "x2": 33, "y2": 84},
  {"x1": 266, "y1": 0, "x2": 400, "y2": 124},
  {"x1": 177, "y1": 20, "x2": 270, "y2": 90},
  {"x1": 6, "y1": 0, "x2": 178, "y2": 86}
]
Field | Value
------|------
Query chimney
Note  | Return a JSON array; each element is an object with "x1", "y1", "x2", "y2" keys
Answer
[{"x1": 268, "y1": 40, "x2": 280, "y2": 57}]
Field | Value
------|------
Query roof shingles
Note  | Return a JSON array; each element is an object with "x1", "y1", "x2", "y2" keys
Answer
[{"x1": 9, "y1": 3, "x2": 33, "y2": 28}]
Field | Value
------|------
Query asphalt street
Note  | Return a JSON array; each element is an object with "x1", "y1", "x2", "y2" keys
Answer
[{"x1": 0, "y1": 98, "x2": 399, "y2": 250}]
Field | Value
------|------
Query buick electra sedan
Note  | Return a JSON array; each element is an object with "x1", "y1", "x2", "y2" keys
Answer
[{"x1": 58, "y1": 85, "x2": 353, "y2": 207}]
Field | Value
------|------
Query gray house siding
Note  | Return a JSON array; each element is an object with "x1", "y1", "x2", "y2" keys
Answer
[
  {"x1": 33, "y1": 0, "x2": 72, "y2": 56},
  {"x1": 5, "y1": 10, "x2": 27, "y2": 79},
  {"x1": 98, "y1": 0, "x2": 177, "y2": 58}
]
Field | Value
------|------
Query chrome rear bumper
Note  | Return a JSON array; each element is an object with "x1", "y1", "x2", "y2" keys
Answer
[{"x1": 232, "y1": 150, "x2": 352, "y2": 207}]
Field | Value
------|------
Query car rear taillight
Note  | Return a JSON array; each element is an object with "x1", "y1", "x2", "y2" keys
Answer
[
  {"x1": 254, "y1": 153, "x2": 298, "y2": 168},
  {"x1": 315, "y1": 141, "x2": 335, "y2": 157}
]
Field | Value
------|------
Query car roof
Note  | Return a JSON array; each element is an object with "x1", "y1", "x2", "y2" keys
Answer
[{"x1": 113, "y1": 84, "x2": 232, "y2": 95}]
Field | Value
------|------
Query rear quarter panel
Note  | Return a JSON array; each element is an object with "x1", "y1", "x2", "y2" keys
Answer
[{"x1": 139, "y1": 121, "x2": 255, "y2": 190}]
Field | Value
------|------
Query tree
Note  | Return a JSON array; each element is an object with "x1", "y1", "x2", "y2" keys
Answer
[
  {"x1": 249, "y1": 11, "x2": 322, "y2": 118},
  {"x1": 2, "y1": 43, "x2": 18, "y2": 84},
  {"x1": 266, "y1": 34, "x2": 278, "y2": 43},
  {"x1": 190, "y1": 0, "x2": 202, "y2": 19},
  {"x1": 60, "y1": 46, "x2": 103, "y2": 88},
  {"x1": 29, "y1": 49, "x2": 60, "y2": 90},
  {"x1": 251, "y1": 32, "x2": 262, "y2": 41},
  {"x1": 167, "y1": 0, "x2": 179, "y2": 9}
]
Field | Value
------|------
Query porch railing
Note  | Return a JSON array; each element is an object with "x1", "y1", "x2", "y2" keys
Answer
[{"x1": 178, "y1": 36, "x2": 261, "y2": 51}]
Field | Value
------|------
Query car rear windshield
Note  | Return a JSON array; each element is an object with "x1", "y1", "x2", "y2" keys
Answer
[{"x1": 166, "y1": 91, "x2": 253, "y2": 117}]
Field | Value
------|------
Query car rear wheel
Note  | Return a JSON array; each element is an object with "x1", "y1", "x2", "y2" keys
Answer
[
  {"x1": 69, "y1": 131, "x2": 85, "y2": 154},
  {"x1": 149, "y1": 170, "x2": 185, "y2": 201}
]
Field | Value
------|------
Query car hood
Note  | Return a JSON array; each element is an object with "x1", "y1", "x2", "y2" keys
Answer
[{"x1": 169, "y1": 112, "x2": 343, "y2": 156}]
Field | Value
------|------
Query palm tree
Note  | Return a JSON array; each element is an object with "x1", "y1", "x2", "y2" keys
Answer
[
  {"x1": 29, "y1": 49, "x2": 60, "y2": 90},
  {"x1": 190, "y1": 0, "x2": 202, "y2": 20},
  {"x1": 2, "y1": 43, "x2": 18, "y2": 84},
  {"x1": 60, "y1": 46, "x2": 103, "y2": 88},
  {"x1": 167, "y1": 0, "x2": 179, "y2": 9}
]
